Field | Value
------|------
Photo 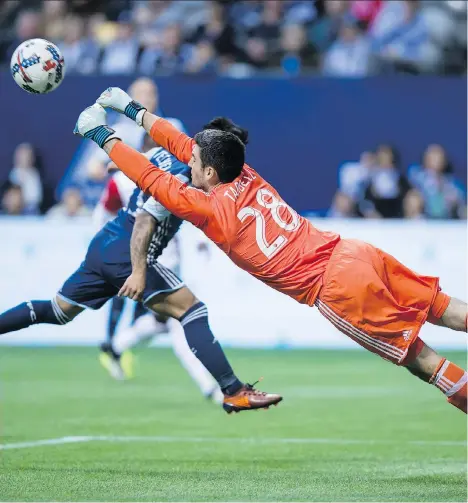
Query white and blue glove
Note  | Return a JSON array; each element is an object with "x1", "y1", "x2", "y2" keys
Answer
[
  {"x1": 96, "y1": 87, "x2": 147, "y2": 126},
  {"x1": 73, "y1": 103, "x2": 120, "y2": 148}
]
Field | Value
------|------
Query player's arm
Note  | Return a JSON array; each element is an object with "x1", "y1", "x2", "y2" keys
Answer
[
  {"x1": 92, "y1": 176, "x2": 123, "y2": 230},
  {"x1": 105, "y1": 140, "x2": 212, "y2": 228},
  {"x1": 74, "y1": 104, "x2": 213, "y2": 228},
  {"x1": 118, "y1": 211, "x2": 157, "y2": 301},
  {"x1": 97, "y1": 87, "x2": 194, "y2": 164},
  {"x1": 143, "y1": 113, "x2": 194, "y2": 165}
]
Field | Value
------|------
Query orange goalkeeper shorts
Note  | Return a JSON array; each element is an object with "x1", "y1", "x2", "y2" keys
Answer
[{"x1": 316, "y1": 239, "x2": 449, "y2": 365}]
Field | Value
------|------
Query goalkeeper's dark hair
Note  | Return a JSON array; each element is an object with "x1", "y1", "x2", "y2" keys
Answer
[
  {"x1": 202, "y1": 117, "x2": 249, "y2": 146},
  {"x1": 194, "y1": 129, "x2": 245, "y2": 183}
]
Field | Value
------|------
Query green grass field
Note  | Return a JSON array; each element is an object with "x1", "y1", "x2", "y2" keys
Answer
[{"x1": 0, "y1": 347, "x2": 466, "y2": 502}]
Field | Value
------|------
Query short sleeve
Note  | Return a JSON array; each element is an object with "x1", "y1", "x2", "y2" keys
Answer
[{"x1": 141, "y1": 172, "x2": 190, "y2": 222}]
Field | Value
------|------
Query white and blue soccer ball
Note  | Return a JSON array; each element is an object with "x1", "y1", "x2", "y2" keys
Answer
[{"x1": 10, "y1": 38, "x2": 65, "y2": 94}]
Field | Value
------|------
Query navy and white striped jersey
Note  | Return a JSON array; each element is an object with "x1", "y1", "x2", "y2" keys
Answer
[{"x1": 104, "y1": 147, "x2": 190, "y2": 264}]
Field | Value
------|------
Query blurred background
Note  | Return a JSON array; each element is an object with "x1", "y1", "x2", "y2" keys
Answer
[{"x1": 0, "y1": 0, "x2": 466, "y2": 350}]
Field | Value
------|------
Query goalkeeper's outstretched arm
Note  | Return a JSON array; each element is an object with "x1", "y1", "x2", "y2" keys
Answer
[
  {"x1": 97, "y1": 87, "x2": 194, "y2": 165},
  {"x1": 74, "y1": 101, "x2": 211, "y2": 228},
  {"x1": 102, "y1": 139, "x2": 212, "y2": 229},
  {"x1": 141, "y1": 112, "x2": 195, "y2": 166}
]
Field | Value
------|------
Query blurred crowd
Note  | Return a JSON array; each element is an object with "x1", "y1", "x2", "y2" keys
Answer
[
  {"x1": 2, "y1": 139, "x2": 466, "y2": 221},
  {"x1": 329, "y1": 144, "x2": 467, "y2": 220},
  {"x1": 1, "y1": 142, "x2": 90, "y2": 218},
  {"x1": 0, "y1": 0, "x2": 466, "y2": 77}
]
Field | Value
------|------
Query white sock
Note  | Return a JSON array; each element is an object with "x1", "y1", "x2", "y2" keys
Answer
[
  {"x1": 113, "y1": 312, "x2": 222, "y2": 403},
  {"x1": 113, "y1": 313, "x2": 158, "y2": 354},
  {"x1": 171, "y1": 324, "x2": 222, "y2": 400}
]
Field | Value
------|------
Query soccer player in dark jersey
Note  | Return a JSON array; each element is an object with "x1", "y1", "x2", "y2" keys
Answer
[
  {"x1": 0, "y1": 127, "x2": 282, "y2": 414},
  {"x1": 93, "y1": 168, "x2": 186, "y2": 384},
  {"x1": 93, "y1": 154, "x2": 220, "y2": 405},
  {"x1": 73, "y1": 88, "x2": 467, "y2": 415}
]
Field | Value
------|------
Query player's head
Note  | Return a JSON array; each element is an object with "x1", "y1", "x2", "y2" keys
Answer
[
  {"x1": 128, "y1": 77, "x2": 158, "y2": 114},
  {"x1": 190, "y1": 130, "x2": 245, "y2": 190},
  {"x1": 188, "y1": 117, "x2": 247, "y2": 190},
  {"x1": 202, "y1": 117, "x2": 249, "y2": 145}
]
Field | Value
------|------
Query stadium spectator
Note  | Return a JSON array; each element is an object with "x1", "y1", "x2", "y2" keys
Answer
[
  {"x1": 59, "y1": 15, "x2": 100, "y2": 74},
  {"x1": 327, "y1": 191, "x2": 358, "y2": 218},
  {"x1": 327, "y1": 150, "x2": 373, "y2": 218},
  {"x1": 188, "y1": 1, "x2": 239, "y2": 74},
  {"x1": 338, "y1": 151, "x2": 374, "y2": 202},
  {"x1": 0, "y1": 0, "x2": 466, "y2": 75},
  {"x1": 247, "y1": 0, "x2": 282, "y2": 52},
  {"x1": 229, "y1": 0, "x2": 262, "y2": 34},
  {"x1": 322, "y1": 14, "x2": 371, "y2": 76},
  {"x1": 9, "y1": 143, "x2": 43, "y2": 215},
  {"x1": 100, "y1": 14, "x2": 139, "y2": 75},
  {"x1": 359, "y1": 144, "x2": 410, "y2": 218},
  {"x1": 408, "y1": 144, "x2": 467, "y2": 219},
  {"x1": 60, "y1": 77, "x2": 177, "y2": 208},
  {"x1": 79, "y1": 158, "x2": 109, "y2": 209},
  {"x1": 47, "y1": 187, "x2": 90, "y2": 218},
  {"x1": 184, "y1": 39, "x2": 217, "y2": 74},
  {"x1": 277, "y1": 23, "x2": 315, "y2": 76},
  {"x1": 0, "y1": 0, "x2": 22, "y2": 29},
  {"x1": 370, "y1": 0, "x2": 440, "y2": 74},
  {"x1": 132, "y1": 0, "x2": 208, "y2": 36},
  {"x1": 5, "y1": 9, "x2": 42, "y2": 62},
  {"x1": 403, "y1": 189, "x2": 425, "y2": 219},
  {"x1": 308, "y1": 0, "x2": 349, "y2": 54},
  {"x1": 139, "y1": 23, "x2": 191, "y2": 74},
  {"x1": 42, "y1": 0, "x2": 67, "y2": 42},
  {"x1": 368, "y1": 1, "x2": 407, "y2": 40},
  {"x1": 283, "y1": 1, "x2": 317, "y2": 26},
  {"x1": 349, "y1": 0, "x2": 383, "y2": 27},
  {"x1": 1, "y1": 183, "x2": 25, "y2": 216},
  {"x1": 67, "y1": 0, "x2": 122, "y2": 19}
]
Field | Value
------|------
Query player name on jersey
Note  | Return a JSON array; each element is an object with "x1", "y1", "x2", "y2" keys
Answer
[{"x1": 224, "y1": 168, "x2": 257, "y2": 202}]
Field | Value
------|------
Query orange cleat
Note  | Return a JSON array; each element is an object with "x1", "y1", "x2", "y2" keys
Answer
[{"x1": 223, "y1": 380, "x2": 282, "y2": 414}]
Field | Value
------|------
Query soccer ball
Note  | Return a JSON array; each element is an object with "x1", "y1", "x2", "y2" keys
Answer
[{"x1": 10, "y1": 38, "x2": 65, "y2": 94}]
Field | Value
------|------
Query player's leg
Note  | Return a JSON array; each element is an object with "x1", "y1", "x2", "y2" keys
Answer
[
  {"x1": 404, "y1": 339, "x2": 467, "y2": 413},
  {"x1": 99, "y1": 296, "x2": 128, "y2": 377},
  {"x1": 112, "y1": 306, "x2": 168, "y2": 355},
  {"x1": 146, "y1": 287, "x2": 239, "y2": 394},
  {"x1": 107, "y1": 296, "x2": 126, "y2": 342},
  {"x1": 0, "y1": 255, "x2": 110, "y2": 335},
  {"x1": 142, "y1": 265, "x2": 282, "y2": 413},
  {"x1": 145, "y1": 287, "x2": 224, "y2": 403},
  {"x1": 108, "y1": 310, "x2": 159, "y2": 380},
  {"x1": 105, "y1": 282, "x2": 223, "y2": 399},
  {"x1": 428, "y1": 296, "x2": 467, "y2": 332},
  {"x1": 102, "y1": 300, "x2": 170, "y2": 380},
  {"x1": 0, "y1": 295, "x2": 81, "y2": 335},
  {"x1": 0, "y1": 232, "x2": 119, "y2": 337},
  {"x1": 113, "y1": 311, "x2": 158, "y2": 351},
  {"x1": 170, "y1": 321, "x2": 224, "y2": 404},
  {"x1": 317, "y1": 238, "x2": 467, "y2": 413},
  {"x1": 100, "y1": 299, "x2": 147, "y2": 380}
]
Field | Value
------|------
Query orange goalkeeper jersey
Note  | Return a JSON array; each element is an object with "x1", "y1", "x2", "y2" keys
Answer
[{"x1": 110, "y1": 118, "x2": 341, "y2": 306}]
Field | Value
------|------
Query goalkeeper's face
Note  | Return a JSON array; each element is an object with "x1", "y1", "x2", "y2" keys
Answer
[
  {"x1": 189, "y1": 145, "x2": 204, "y2": 189},
  {"x1": 189, "y1": 144, "x2": 217, "y2": 191}
]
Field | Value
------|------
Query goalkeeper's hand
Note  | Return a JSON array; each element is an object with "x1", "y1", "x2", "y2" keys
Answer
[
  {"x1": 97, "y1": 87, "x2": 147, "y2": 126},
  {"x1": 73, "y1": 103, "x2": 120, "y2": 148}
]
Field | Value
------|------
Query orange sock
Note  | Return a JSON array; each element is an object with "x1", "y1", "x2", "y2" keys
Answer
[{"x1": 430, "y1": 359, "x2": 467, "y2": 413}]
